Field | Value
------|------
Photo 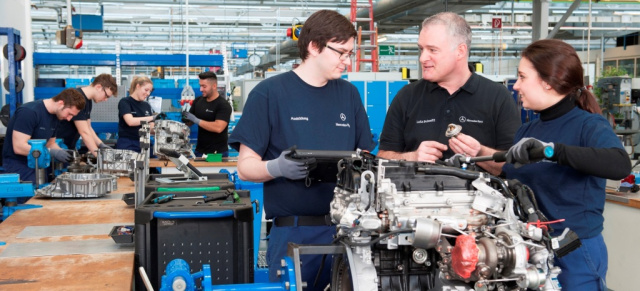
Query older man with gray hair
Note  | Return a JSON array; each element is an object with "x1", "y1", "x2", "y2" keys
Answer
[{"x1": 377, "y1": 12, "x2": 520, "y2": 175}]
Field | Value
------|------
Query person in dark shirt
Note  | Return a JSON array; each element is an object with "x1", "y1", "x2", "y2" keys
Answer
[
  {"x1": 228, "y1": 10, "x2": 374, "y2": 291},
  {"x1": 56, "y1": 74, "x2": 118, "y2": 153},
  {"x1": 502, "y1": 39, "x2": 630, "y2": 290},
  {"x1": 377, "y1": 12, "x2": 520, "y2": 175},
  {"x1": 116, "y1": 76, "x2": 155, "y2": 152},
  {"x1": 183, "y1": 71, "x2": 232, "y2": 157},
  {"x1": 2, "y1": 89, "x2": 86, "y2": 187}
]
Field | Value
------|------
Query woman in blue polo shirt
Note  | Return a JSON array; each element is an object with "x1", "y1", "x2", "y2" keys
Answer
[
  {"x1": 502, "y1": 39, "x2": 630, "y2": 290},
  {"x1": 115, "y1": 75, "x2": 155, "y2": 152}
]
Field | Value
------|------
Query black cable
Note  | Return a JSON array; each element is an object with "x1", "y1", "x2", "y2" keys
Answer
[
  {"x1": 489, "y1": 176, "x2": 514, "y2": 199},
  {"x1": 312, "y1": 233, "x2": 348, "y2": 287}
]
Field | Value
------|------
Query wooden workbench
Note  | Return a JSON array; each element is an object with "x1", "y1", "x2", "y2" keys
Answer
[{"x1": 0, "y1": 177, "x2": 135, "y2": 291}]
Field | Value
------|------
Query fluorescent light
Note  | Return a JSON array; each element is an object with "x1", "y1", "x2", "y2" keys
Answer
[
  {"x1": 552, "y1": 10, "x2": 598, "y2": 14},
  {"x1": 614, "y1": 11, "x2": 640, "y2": 16}
]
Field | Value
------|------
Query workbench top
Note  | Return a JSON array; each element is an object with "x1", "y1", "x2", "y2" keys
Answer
[
  {"x1": 606, "y1": 189, "x2": 640, "y2": 209},
  {"x1": 0, "y1": 177, "x2": 135, "y2": 291}
]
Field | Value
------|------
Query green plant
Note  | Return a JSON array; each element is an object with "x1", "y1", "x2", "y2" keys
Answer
[
  {"x1": 594, "y1": 66, "x2": 629, "y2": 104},
  {"x1": 601, "y1": 66, "x2": 629, "y2": 78}
]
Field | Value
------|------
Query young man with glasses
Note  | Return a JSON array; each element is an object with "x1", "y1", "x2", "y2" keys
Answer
[
  {"x1": 57, "y1": 73, "x2": 118, "y2": 154},
  {"x1": 229, "y1": 9, "x2": 374, "y2": 291}
]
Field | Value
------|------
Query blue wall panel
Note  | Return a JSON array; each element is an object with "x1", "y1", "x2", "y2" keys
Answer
[
  {"x1": 366, "y1": 81, "x2": 387, "y2": 105},
  {"x1": 351, "y1": 81, "x2": 365, "y2": 105},
  {"x1": 33, "y1": 53, "x2": 223, "y2": 67},
  {"x1": 388, "y1": 81, "x2": 407, "y2": 105}
]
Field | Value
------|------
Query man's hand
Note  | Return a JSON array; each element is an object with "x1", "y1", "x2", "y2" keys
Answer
[
  {"x1": 98, "y1": 143, "x2": 112, "y2": 150},
  {"x1": 414, "y1": 141, "x2": 448, "y2": 162},
  {"x1": 183, "y1": 112, "x2": 201, "y2": 125},
  {"x1": 265, "y1": 150, "x2": 307, "y2": 180},
  {"x1": 448, "y1": 133, "x2": 481, "y2": 157},
  {"x1": 505, "y1": 138, "x2": 554, "y2": 168},
  {"x1": 50, "y1": 148, "x2": 73, "y2": 163}
]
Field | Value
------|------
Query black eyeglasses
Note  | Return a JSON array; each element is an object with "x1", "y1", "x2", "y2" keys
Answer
[
  {"x1": 103, "y1": 88, "x2": 112, "y2": 98},
  {"x1": 325, "y1": 45, "x2": 354, "y2": 61}
]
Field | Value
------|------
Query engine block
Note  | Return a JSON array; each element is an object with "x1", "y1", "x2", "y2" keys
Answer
[
  {"x1": 329, "y1": 156, "x2": 561, "y2": 291},
  {"x1": 154, "y1": 120, "x2": 195, "y2": 160}
]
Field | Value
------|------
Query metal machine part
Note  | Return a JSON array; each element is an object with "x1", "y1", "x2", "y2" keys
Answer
[
  {"x1": 329, "y1": 155, "x2": 562, "y2": 291},
  {"x1": 154, "y1": 120, "x2": 195, "y2": 160},
  {"x1": 67, "y1": 151, "x2": 96, "y2": 173},
  {"x1": 154, "y1": 148, "x2": 207, "y2": 183},
  {"x1": 27, "y1": 139, "x2": 50, "y2": 187},
  {"x1": 97, "y1": 148, "x2": 140, "y2": 177},
  {"x1": 445, "y1": 123, "x2": 463, "y2": 138},
  {"x1": 36, "y1": 173, "x2": 118, "y2": 198},
  {"x1": 133, "y1": 121, "x2": 153, "y2": 206}
]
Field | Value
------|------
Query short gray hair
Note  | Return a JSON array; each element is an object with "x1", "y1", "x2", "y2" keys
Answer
[{"x1": 422, "y1": 12, "x2": 471, "y2": 54}]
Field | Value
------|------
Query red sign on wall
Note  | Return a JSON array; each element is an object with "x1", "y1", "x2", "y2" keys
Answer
[{"x1": 492, "y1": 18, "x2": 502, "y2": 29}]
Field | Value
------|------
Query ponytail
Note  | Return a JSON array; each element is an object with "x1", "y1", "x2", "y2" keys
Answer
[{"x1": 574, "y1": 87, "x2": 602, "y2": 114}]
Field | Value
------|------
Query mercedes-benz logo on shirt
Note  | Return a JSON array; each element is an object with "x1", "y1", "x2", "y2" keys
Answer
[
  {"x1": 340, "y1": 113, "x2": 346, "y2": 121},
  {"x1": 459, "y1": 116, "x2": 467, "y2": 123}
]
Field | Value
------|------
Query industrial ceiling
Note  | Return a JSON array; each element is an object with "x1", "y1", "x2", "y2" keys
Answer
[{"x1": 28, "y1": 0, "x2": 640, "y2": 74}]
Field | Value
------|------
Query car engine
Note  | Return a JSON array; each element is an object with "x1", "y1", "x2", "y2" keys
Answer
[
  {"x1": 328, "y1": 153, "x2": 564, "y2": 291},
  {"x1": 154, "y1": 120, "x2": 195, "y2": 160}
]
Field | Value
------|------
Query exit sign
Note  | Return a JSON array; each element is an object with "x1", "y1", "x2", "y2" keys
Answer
[{"x1": 379, "y1": 45, "x2": 395, "y2": 56}]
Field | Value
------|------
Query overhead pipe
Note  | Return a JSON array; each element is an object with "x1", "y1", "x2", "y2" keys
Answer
[
  {"x1": 66, "y1": 0, "x2": 71, "y2": 25},
  {"x1": 355, "y1": 0, "x2": 426, "y2": 22},
  {"x1": 547, "y1": 0, "x2": 581, "y2": 39}
]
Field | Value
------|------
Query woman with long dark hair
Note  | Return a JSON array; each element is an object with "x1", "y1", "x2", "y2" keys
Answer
[{"x1": 503, "y1": 39, "x2": 631, "y2": 290}]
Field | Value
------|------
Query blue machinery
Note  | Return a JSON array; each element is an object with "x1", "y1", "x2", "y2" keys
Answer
[
  {"x1": 0, "y1": 174, "x2": 37, "y2": 221},
  {"x1": 153, "y1": 171, "x2": 327, "y2": 291},
  {"x1": 0, "y1": 27, "x2": 23, "y2": 116},
  {"x1": 0, "y1": 140, "x2": 49, "y2": 221},
  {"x1": 26, "y1": 139, "x2": 53, "y2": 189},
  {"x1": 160, "y1": 257, "x2": 297, "y2": 291},
  {"x1": 159, "y1": 243, "x2": 346, "y2": 291}
]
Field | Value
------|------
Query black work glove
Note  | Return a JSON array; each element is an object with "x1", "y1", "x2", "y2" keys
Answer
[
  {"x1": 505, "y1": 138, "x2": 554, "y2": 168},
  {"x1": 98, "y1": 143, "x2": 112, "y2": 150},
  {"x1": 154, "y1": 112, "x2": 167, "y2": 121},
  {"x1": 50, "y1": 148, "x2": 73, "y2": 163},
  {"x1": 266, "y1": 150, "x2": 307, "y2": 180}
]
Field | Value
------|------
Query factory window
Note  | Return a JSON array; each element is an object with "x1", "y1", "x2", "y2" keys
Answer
[
  {"x1": 618, "y1": 59, "x2": 635, "y2": 77},
  {"x1": 603, "y1": 60, "x2": 617, "y2": 73}
]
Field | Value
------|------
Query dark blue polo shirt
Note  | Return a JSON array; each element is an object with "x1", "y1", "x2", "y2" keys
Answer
[
  {"x1": 117, "y1": 96, "x2": 153, "y2": 140},
  {"x1": 2, "y1": 100, "x2": 59, "y2": 166},
  {"x1": 229, "y1": 71, "x2": 375, "y2": 218}
]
